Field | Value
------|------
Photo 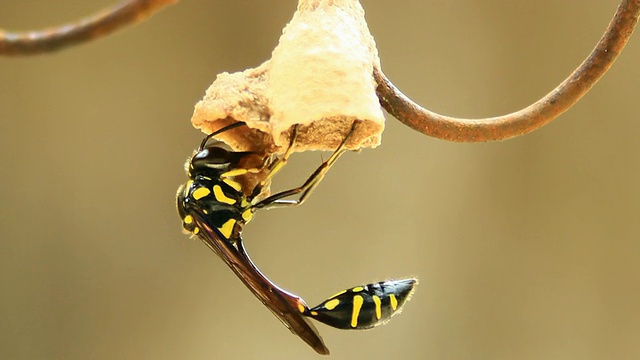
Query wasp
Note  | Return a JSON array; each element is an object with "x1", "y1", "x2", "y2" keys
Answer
[{"x1": 176, "y1": 121, "x2": 416, "y2": 354}]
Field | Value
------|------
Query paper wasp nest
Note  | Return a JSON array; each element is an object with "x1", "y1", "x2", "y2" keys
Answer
[{"x1": 191, "y1": 0, "x2": 384, "y2": 153}]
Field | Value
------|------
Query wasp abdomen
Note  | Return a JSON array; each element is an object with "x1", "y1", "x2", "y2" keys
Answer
[{"x1": 305, "y1": 278, "x2": 417, "y2": 330}]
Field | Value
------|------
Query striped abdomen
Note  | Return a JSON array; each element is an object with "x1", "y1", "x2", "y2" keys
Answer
[{"x1": 304, "y1": 278, "x2": 417, "y2": 330}]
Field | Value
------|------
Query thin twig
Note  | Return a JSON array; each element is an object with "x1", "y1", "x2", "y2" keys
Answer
[
  {"x1": 375, "y1": 0, "x2": 640, "y2": 142},
  {"x1": 0, "y1": 0, "x2": 177, "y2": 56}
]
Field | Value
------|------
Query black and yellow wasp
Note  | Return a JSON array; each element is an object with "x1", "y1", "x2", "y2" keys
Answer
[{"x1": 176, "y1": 121, "x2": 416, "y2": 354}]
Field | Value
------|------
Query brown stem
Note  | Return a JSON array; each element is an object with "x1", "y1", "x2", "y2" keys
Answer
[
  {"x1": 0, "y1": 0, "x2": 177, "y2": 56},
  {"x1": 375, "y1": 0, "x2": 640, "y2": 142}
]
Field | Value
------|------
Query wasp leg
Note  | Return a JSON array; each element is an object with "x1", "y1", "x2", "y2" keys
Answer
[
  {"x1": 266, "y1": 125, "x2": 299, "y2": 182},
  {"x1": 248, "y1": 125, "x2": 299, "y2": 200},
  {"x1": 252, "y1": 120, "x2": 359, "y2": 210}
]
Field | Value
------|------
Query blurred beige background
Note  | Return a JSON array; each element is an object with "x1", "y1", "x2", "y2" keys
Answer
[{"x1": 1, "y1": 1, "x2": 639, "y2": 359}]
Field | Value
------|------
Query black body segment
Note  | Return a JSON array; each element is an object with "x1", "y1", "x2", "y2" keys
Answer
[
  {"x1": 305, "y1": 279, "x2": 417, "y2": 330},
  {"x1": 176, "y1": 120, "x2": 417, "y2": 354},
  {"x1": 176, "y1": 122, "x2": 330, "y2": 354}
]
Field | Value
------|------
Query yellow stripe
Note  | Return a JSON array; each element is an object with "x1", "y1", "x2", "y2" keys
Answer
[
  {"x1": 192, "y1": 187, "x2": 211, "y2": 200},
  {"x1": 223, "y1": 178, "x2": 242, "y2": 191},
  {"x1": 389, "y1": 294, "x2": 398, "y2": 311},
  {"x1": 218, "y1": 219, "x2": 236, "y2": 239},
  {"x1": 193, "y1": 227, "x2": 200, "y2": 235},
  {"x1": 241, "y1": 209, "x2": 254, "y2": 223},
  {"x1": 352, "y1": 286, "x2": 364, "y2": 292},
  {"x1": 324, "y1": 298, "x2": 340, "y2": 310},
  {"x1": 183, "y1": 215, "x2": 193, "y2": 224},
  {"x1": 351, "y1": 295, "x2": 364, "y2": 328},
  {"x1": 372, "y1": 295, "x2": 382, "y2": 320},
  {"x1": 328, "y1": 289, "x2": 346, "y2": 299},
  {"x1": 213, "y1": 185, "x2": 236, "y2": 205},
  {"x1": 221, "y1": 168, "x2": 248, "y2": 177}
]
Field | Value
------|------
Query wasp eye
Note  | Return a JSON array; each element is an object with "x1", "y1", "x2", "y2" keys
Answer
[{"x1": 192, "y1": 146, "x2": 233, "y2": 170}]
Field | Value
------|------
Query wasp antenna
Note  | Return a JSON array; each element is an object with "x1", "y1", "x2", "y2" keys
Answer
[{"x1": 199, "y1": 121, "x2": 248, "y2": 150}]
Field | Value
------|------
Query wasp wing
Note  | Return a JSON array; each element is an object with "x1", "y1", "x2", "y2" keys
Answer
[{"x1": 188, "y1": 208, "x2": 329, "y2": 355}]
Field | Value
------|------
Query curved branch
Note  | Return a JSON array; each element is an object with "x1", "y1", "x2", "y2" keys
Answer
[
  {"x1": 0, "y1": 0, "x2": 177, "y2": 56},
  {"x1": 375, "y1": 0, "x2": 640, "y2": 142}
]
